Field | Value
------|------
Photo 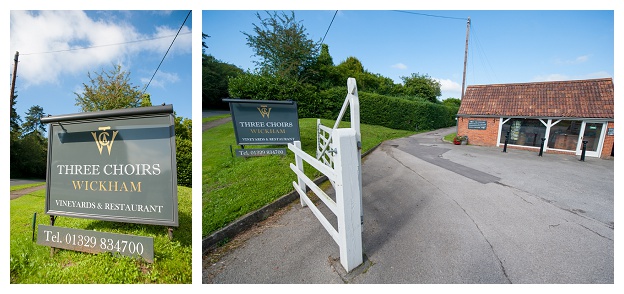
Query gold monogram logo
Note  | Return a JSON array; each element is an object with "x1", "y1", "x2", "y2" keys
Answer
[
  {"x1": 91, "y1": 126, "x2": 118, "y2": 155},
  {"x1": 257, "y1": 105, "x2": 271, "y2": 118}
]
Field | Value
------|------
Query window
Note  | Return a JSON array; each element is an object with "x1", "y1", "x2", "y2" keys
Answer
[
  {"x1": 547, "y1": 120, "x2": 581, "y2": 151},
  {"x1": 500, "y1": 118, "x2": 546, "y2": 147}
]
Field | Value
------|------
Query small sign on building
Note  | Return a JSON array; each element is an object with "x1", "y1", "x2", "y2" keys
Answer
[{"x1": 468, "y1": 120, "x2": 487, "y2": 130}]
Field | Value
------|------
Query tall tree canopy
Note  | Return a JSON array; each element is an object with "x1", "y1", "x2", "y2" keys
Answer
[
  {"x1": 302, "y1": 44, "x2": 340, "y2": 89},
  {"x1": 11, "y1": 105, "x2": 48, "y2": 178},
  {"x1": 74, "y1": 64, "x2": 143, "y2": 112},
  {"x1": 243, "y1": 11, "x2": 320, "y2": 80},
  {"x1": 203, "y1": 55, "x2": 244, "y2": 109},
  {"x1": 399, "y1": 73, "x2": 442, "y2": 103},
  {"x1": 21, "y1": 105, "x2": 46, "y2": 135}
]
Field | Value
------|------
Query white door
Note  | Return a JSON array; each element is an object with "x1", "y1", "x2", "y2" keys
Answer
[{"x1": 576, "y1": 121, "x2": 606, "y2": 157}]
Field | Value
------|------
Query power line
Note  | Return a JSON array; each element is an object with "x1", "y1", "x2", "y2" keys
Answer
[
  {"x1": 320, "y1": 10, "x2": 338, "y2": 44},
  {"x1": 392, "y1": 10, "x2": 468, "y2": 21},
  {"x1": 470, "y1": 24, "x2": 499, "y2": 85},
  {"x1": 20, "y1": 32, "x2": 191, "y2": 56},
  {"x1": 141, "y1": 10, "x2": 191, "y2": 94}
]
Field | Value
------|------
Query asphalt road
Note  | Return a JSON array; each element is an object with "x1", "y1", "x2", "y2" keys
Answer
[{"x1": 203, "y1": 127, "x2": 614, "y2": 284}]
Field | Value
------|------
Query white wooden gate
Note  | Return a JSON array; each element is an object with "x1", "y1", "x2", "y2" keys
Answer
[{"x1": 288, "y1": 78, "x2": 363, "y2": 272}]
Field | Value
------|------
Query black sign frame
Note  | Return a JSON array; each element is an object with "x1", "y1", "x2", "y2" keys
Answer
[
  {"x1": 224, "y1": 99, "x2": 301, "y2": 146},
  {"x1": 40, "y1": 105, "x2": 179, "y2": 227},
  {"x1": 468, "y1": 120, "x2": 488, "y2": 130}
]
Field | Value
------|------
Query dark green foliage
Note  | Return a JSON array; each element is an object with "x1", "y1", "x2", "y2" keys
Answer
[
  {"x1": 228, "y1": 74, "x2": 458, "y2": 131},
  {"x1": 175, "y1": 138, "x2": 192, "y2": 188},
  {"x1": 442, "y1": 97, "x2": 461, "y2": 108},
  {"x1": 397, "y1": 73, "x2": 442, "y2": 103},
  {"x1": 21, "y1": 105, "x2": 46, "y2": 135},
  {"x1": 333, "y1": 57, "x2": 397, "y2": 95},
  {"x1": 227, "y1": 73, "x2": 319, "y2": 117},
  {"x1": 203, "y1": 55, "x2": 244, "y2": 109},
  {"x1": 10, "y1": 93, "x2": 21, "y2": 133},
  {"x1": 74, "y1": 64, "x2": 143, "y2": 112},
  {"x1": 10, "y1": 104, "x2": 48, "y2": 179},
  {"x1": 313, "y1": 88, "x2": 458, "y2": 131},
  {"x1": 10, "y1": 131, "x2": 47, "y2": 179},
  {"x1": 175, "y1": 115, "x2": 192, "y2": 188},
  {"x1": 358, "y1": 93, "x2": 457, "y2": 131},
  {"x1": 301, "y1": 44, "x2": 341, "y2": 89},
  {"x1": 243, "y1": 11, "x2": 320, "y2": 80}
]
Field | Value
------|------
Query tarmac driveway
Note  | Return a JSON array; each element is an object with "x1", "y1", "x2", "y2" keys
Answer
[{"x1": 203, "y1": 127, "x2": 614, "y2": 284}]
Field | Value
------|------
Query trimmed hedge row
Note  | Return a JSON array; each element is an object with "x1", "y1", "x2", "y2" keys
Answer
[
  {"x1": 228, "y1": 74, "x2": 458, "y2": 131},
  {"x1": 317, "y1": 87, "x2": 458, "y2": 131}
]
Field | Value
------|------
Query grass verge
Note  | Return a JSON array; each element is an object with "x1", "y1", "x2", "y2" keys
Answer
[
  {"x1": 202, "y1": 114, "x2": 230, "y2": 124},
  {"x1": 202, "y1": 117, "x2": 417, "y2": 237},
  {"x1": 10, "y1": 186, "x2": 192, "y2": 284},
  {"x1": 444, "y1": 132, "x2": 457, "y2": 142},
  {"x1": 10, "y1": 182, "x2": 45, "y2": 192}
]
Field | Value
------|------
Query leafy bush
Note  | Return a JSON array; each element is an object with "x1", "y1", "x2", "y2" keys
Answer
[
  {"x1": 176, "y1": 138, "x2": 192, "y2": 187},
  {"x1": 228, "y1": 73, "x2": 319, "y2": 117},
  {"x1": 313, "y1": 88, "x2": 458, "y2": 131},
  {"x1": 360, "y1": 92, "x2": 457, "y2": 130},
  {"x1": 228, "y1": 73, "x2": 458, "y2": 131}
]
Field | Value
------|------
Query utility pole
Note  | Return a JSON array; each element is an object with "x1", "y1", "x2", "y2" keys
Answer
[
  {"x1": 461, "y1": 17, "x2": 470, "y2": 100},
  {"x1": 10, "y1": 51, "x2": 19, "y2": 116}
]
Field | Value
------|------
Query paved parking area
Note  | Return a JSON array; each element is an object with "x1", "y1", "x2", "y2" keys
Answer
[{"x1": 203, "y1": 127, "x2": 614, "y2": 284}]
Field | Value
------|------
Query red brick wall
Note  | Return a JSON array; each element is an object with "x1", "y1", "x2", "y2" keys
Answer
[
  {"x1": 601, "y1": 121, "x2": 614, "y2": 158},
  {"x1": 457, "y1": 117, "x2": 500, "y2": 146}
]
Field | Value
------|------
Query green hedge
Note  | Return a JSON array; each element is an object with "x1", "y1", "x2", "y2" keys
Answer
[
  {"x1": 315, "y1": 87, "x2": 458, "y2": 131},
  {"x1": 228, "y1": 75, "x2": 458, "y2": 131},
  {"x1": 228, "y1": 74, "x2": 320, "y2": 117},
  {"x1": 176, "y1": 138, "x2": 192, "y2": 187}
]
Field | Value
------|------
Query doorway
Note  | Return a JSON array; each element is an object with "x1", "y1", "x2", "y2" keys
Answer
[{"x1": 576, "y1": 121, "x2": 606, "y2": 157}]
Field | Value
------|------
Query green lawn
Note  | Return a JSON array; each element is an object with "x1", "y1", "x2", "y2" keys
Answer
[
  {"x1": 10, "y1": 182, "x2": 45, "y2": 192},
  {"x1": 444, "y1": 132, "x2": 457, "y2": 142},
  {"x1": 10, "y1": 186, "x2": 192, "y2": 284},
  {"x1": 202, "y1": 113, "x2": 230, "y2": 124},
  {"x1": 203, "y1": 117, "x2": 417, "y2": 237}
]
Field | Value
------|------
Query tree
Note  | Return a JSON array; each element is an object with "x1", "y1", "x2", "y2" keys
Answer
[
  {"x1": 442, "y1": 98, "x2": 461, "y2": 108},
  {"x1": 11, "y1": 131, "x2": 47, "y2": 179},
  {"x1": 399, "y1": 73, "x2": 442, "y2": 103},
  {"x1": 336, "y1": 56, "x2": 365, "y2": 75},
  {"x1": 140, "y1": 93, "x2": 152, "y2": 108},
  {"x1": 11, "y1": 105, "x2": 48, "y2": 179},
  {"x1": 174, "y1": 113, "x2": 192, "y2": 187},
  {"x1": 203, "y1": 55, "x2": 244, "y2": 109},
  {"x1": 21, "y1": 105, "x2": 46, "y2": 136},
  {"x1": 74, "y1": 64, "x2": 143, "y2": 112},
  {"x1": 10, "y1": 92, "x2": 21, "y2": 133},
  {"x1": 202, "y1": 33, "x2": 210, "y2": 54},
  {"x1": 335, "y1": 56, "x2": 396, "y2": 94},
  {"x1": 302, "y1": 44, "x2": 341, "y2": 89},
  {"x1": 243, "y1": 11, "x2": 320, "y2": 80}
]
